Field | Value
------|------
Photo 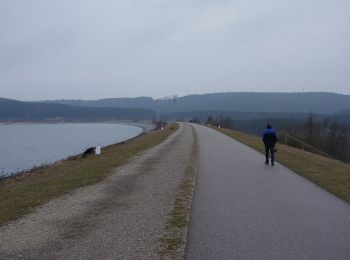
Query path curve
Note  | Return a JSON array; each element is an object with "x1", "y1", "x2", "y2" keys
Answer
[{"x1": 186, "y1": 124, "x2": 350, "y2": 259}]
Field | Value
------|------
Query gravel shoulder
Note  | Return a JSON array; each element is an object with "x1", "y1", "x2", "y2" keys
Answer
[{"x1": 0, "y1": 123, "x2": 194, "y2": 260}]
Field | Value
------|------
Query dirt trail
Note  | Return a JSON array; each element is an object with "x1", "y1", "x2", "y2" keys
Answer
[{"x1": 0, "y1": 123, "x2": 193, "y2": 260}]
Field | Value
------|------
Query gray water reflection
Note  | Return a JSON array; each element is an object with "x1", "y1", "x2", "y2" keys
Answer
[{"x1": 0, "y1": 123, "x2": 143, "y2": 177}]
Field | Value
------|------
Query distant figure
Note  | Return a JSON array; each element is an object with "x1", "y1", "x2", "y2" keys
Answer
[{"x1": 262, "y1": 123, "x2": 277, "y2": 166}]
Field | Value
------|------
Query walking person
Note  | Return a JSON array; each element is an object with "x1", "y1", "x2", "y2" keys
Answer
[{"x1": 262, "y1": 123, "x2": 277, "y2": 166}]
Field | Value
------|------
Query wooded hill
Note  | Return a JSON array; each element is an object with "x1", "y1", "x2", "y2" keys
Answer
[
  {"x1": 3, "y1": 92, "x2": 350, "y2": 123},
  {"x1": 0, "y1": 98, "x2": 155, "y2": 122},
  {"x1": 46, "y1": 92, "x2": 350, "y2": 114}
]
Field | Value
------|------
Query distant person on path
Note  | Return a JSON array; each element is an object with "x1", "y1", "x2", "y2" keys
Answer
[{"x1": 262, "y1": 123, "x2": 277, "y2": 166}]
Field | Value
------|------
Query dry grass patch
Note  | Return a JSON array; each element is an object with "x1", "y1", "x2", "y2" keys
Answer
[
  {"x1": 0, "y1": 125, "x2": 178, "y2": 227},
  {"x1": 215, "y1": 127, "x2": 350, "y2": 204}
]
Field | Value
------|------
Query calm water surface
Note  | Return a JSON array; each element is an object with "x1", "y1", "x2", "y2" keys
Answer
[{"x1": 0, "y1": 123, "x2": 143, "y2": 177}]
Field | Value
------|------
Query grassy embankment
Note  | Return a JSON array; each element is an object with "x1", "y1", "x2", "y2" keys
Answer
[
  {"x1": 214, "y1": 127, "x2": 350, "y2": 204},
  {"x1": 0, "y1": 124, "x2": 178, "y2": 227}
]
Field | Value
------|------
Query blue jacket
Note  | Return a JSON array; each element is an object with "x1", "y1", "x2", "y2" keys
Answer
[{"x1": 262, "y1": 128, "x2": 277, "y2": 145}]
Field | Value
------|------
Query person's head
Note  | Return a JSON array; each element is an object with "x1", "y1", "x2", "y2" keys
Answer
[{"x1": 266, "y1": 123, "x2": 272, "y2": 129}]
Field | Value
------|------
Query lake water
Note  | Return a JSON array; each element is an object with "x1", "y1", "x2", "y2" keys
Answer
[{"x1": 0, "y1": 123, "x2": 143, "y2": 177}]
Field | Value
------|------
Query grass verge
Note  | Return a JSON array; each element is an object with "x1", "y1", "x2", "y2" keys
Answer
[
  {"x1": 0, "y1": 124, "x2": 178, "y2": 227},
  {"x1": 214, "y1": 127, "x2": 350, "y2": 204},
  {"x1": 159, "y1": 126, "x2": 199, "y2": 259}
]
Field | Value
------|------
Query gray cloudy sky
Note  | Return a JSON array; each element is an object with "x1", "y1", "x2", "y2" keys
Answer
[{"x1": 0, "y1": 0, "x2": 349, "y2": 100}]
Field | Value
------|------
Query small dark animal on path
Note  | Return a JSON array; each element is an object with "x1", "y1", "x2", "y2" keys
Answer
[{"x1": 83, "y1": 147, "x2": 95, "y2": 157}]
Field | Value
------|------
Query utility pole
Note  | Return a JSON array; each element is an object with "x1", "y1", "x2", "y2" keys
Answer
[{"x1": 173, "y1": 96, "x2": 176, "y2": 123}]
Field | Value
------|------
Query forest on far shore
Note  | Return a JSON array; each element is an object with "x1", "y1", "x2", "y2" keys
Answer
[{"x1": 0, "y1": 98, "x2": 155, "y2": 122}]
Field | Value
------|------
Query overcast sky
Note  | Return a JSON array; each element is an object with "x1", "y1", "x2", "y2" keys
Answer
[{"x1": 0, "y1": 0, "x2": 349, "y2": 100}]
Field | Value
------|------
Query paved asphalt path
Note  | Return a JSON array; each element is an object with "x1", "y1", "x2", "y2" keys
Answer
[{"x1": 186, "y1": 124, "x2": 350, "y2": 259}]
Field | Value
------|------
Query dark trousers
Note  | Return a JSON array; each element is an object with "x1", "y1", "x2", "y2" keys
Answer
[{"x1": 265, "y1": 145, "x2": 275, "y2": 162}]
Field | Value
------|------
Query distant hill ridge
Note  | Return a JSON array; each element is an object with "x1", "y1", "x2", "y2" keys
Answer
[
  {"x1": 0, "y1": 98, "x2": 155, "y2": 122},
  {"x1": 44, "y1": 92, "x2": 350, "y2": 114}
]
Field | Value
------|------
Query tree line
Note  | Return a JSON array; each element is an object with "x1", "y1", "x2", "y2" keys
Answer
[
  {"x1": 282, "y1": 114, "x2": 350, "y2": 162},
  {"x1": 0, "y1": 99, "x2": 156, "y2": 122},
  {"x1": 194, "y1": 114, "x2": 350, "y2": 163}
]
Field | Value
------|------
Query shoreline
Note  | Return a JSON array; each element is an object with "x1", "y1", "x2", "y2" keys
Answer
[
  {"x1": 0, "y1": 122, "x2": 155, "y2": 179},
  {"x1": 118, "y1": 122, "x2": 156, "y2": 133},
  {"x1": 0, "y1": 124, "x2": 178, "y2": 229}
]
